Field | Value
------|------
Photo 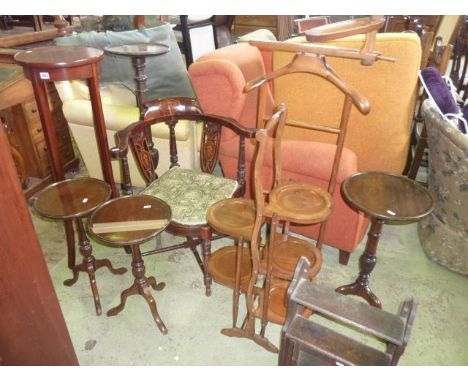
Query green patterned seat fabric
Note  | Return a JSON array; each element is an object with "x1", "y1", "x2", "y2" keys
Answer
[{"x1": 142, "y1": 167, "x2": 238, "y2": 226}]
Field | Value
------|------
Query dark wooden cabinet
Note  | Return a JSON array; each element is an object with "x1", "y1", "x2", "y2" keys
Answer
[
  {"x1": 234, "y1": 15, "x2": 280, "y2": 37},
  {"x1": 385, "y1": 16, "x2": 441, "y2": 34},
  {"x1": 0, "y1": 122, "x2": 78, "y2": 366},
  {"x1": 0, "y1": 61, "x2": 79, "y2": 198},
  {"x1": 233, "y1": 15, "x2": 295, "y2": 41}
]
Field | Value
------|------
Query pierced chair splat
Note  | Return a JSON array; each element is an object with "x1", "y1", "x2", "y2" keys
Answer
[{"x1": 110, "y1": 97, "x2": 257, "y2": 296}]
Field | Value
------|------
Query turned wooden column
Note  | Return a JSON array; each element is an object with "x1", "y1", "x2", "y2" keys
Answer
[{"x1": 104, "y1": 43, "x2": 170, "y2": 171}]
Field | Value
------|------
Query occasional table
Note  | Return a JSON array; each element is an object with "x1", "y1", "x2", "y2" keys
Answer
[
  {"x1": 104, "y1": 43, "x2": 170, "y2": 172},
  {"x1": 32, "y1": 177, "x2": 127, "y2": 316},
  {"x1": 14, "y1": 46, "x2": 117, "y2": 196},
  {"x1": 89, "y1": 194, "x2": 171, "y2": 334},
  {"x1": 336, "y1": 172, "x2": 434, "y2": 308},
  {"x1": 103, "y1": 43, "x2": 170, "y2": 118},
  {"x1": 15, "y1": 46, "x2": 119, "y2": 270}
]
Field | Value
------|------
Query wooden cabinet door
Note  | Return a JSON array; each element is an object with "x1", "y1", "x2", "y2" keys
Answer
[{"x1": 0, "y1": 124, "x2": 78, "y2": 365}]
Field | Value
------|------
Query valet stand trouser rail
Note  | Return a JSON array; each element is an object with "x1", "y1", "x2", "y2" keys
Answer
[{"x1": 110, "y1": 103, "x2": 258, "y2": 297}]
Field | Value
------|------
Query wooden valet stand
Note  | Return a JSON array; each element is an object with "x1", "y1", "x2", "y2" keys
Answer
[{"x1": 207, "y1": 50, "x2": 371, "y2": 352}]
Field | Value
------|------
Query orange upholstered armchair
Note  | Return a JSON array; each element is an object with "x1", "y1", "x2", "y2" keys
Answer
[{"x1": 188, "y1": 33, "x2": 421, "y2": 264}]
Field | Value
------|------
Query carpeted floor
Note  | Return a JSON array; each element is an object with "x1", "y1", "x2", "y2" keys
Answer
[{"x1": 31, "y1": 205, "x2": 468, "y2": 366}]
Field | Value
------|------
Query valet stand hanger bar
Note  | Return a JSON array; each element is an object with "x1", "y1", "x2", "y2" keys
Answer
[
  {"x1": 249, "y1": 16, "x2": 396, "y2": 66},
  {"x1": 245, "y1": 52, "x2": 370, "y2": 249},
  {"x1": 245, "y1": 53, "x2": 370, "y2": 114}
]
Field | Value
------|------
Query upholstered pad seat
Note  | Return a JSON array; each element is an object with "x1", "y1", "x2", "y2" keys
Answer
[{"x1": 142, "y1": 167, "x2": 238, "y2": 226}]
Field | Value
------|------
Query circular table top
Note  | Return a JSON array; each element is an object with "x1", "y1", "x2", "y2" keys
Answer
[
  {"x1": 89, "y1": 194, "x2": 171, "y2": 247},
  {"x1": 267, "y1": 182, "x2": 333, "y2": 224},
  {"x1": 32, "y1": 177, "x2": 111, "y2": 220},
  {"x1": 342, "y1": 172, "x2": 435, "y2": 222},
  {"x1": 14, "y1": 46, "x2": 104, "y2": 69},
  {"x1": 104, "y1": 43, "x2": 170, "y2": 58}
]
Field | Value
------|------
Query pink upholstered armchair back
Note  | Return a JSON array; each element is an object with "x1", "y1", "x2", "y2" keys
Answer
[{"x1": 189, "y1": 43, "x2": 274, "y2": 142}]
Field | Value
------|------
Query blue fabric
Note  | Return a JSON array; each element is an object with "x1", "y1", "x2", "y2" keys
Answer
[{"x1": 55, "y1": 23, "x2": 195, "y2": 100}]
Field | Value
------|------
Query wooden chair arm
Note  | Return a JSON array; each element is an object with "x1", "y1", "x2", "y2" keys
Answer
[{"x1": 113, "y1": 97, "x2": 259, "y2": 191}]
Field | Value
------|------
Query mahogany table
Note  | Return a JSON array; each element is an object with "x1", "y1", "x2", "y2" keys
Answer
[
  {"x1": 15, "y1": 46, "x2": 118, "y2": 269},
  {"x1": 336, "y1": 172, "x2": 434, "y2": 308},
  {"x1": 103, "y1": 43, "x2": 170, "y2": 119},
  {"x1": 32, "y1": 177, "x2": 127, "y2": 315},
  {"x1": 104, "y1": 43, "x2": 170, "y2": 171},
  {"x1": 89, "y1": 194, "x2": 171, "y2": 334}
]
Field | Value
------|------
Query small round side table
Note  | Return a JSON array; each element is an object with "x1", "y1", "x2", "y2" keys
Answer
[
  {"x1": 14, "y1": 46, "x2": 117, "y2": 196},
  {"x1": 89, "y1": 194, "x2": 171, "y2": 334},
  {"x1": 103, "y1": 43, "x2": 170, "y2": 119},
  {"x1": 32, "y1": 177, "x2": 127, "y2": 316},
  {"x1": 104, "y1": 43, "x2": 170, "y2": 172},
  {"x1": 336, "y1": 172, "x2": 435, "y2": 308}
]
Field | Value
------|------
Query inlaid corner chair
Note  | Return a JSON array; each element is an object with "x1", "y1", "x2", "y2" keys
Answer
[{"x1": 110, "y1": 97, "x2": 258, "y2": 296}]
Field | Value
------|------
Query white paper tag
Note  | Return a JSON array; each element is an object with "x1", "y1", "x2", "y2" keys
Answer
[{"x1": 39, "y1": 72, "x2": 50, "y2": 80}]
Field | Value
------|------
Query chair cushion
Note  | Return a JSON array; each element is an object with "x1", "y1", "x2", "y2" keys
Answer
[
  {"x1": 142, "y1": 167, "x2": 238, "y2": 225},
  {"x1": 419, "y1": 67, "x2": 467, "y2": 134},
  {"x1": 55, "y1": 23, "x2": 195, "y2": 100}
]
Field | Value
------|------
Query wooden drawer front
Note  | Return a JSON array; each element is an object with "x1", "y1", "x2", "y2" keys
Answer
[
  {"x1": 35, "y1": 137, "x2": 75, "y2": 176},
  {"x1": 31, "y1": 122, "x2": 72, "y2": 149},
  {"x1": 22, "y1": 100, "x2": 40, "y2": 123},
  {"x1": 29, "y1": 120, "x2": 44, "y2": 143}
]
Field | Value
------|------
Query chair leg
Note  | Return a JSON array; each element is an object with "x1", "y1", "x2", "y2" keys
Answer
[
  {"x1": 407, "y1": 125, "x2": 428, "y2": 180},
  {"x1": 200, "y1": 225, "x2": 213, "y2": 296},
  {"x1": 339, "y1": 250, "x2": 351, "y2": 266}
]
